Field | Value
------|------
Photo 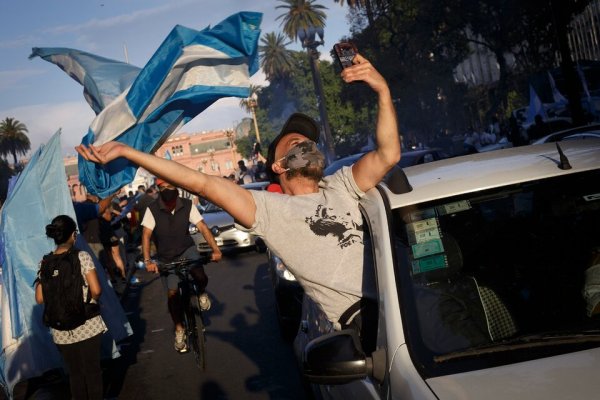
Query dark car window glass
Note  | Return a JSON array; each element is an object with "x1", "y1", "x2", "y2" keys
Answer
[
  {"x1": 203, "y1": 202, "x2": 223, "y2": 213},
  {"x1": 391, "y1": 169, "x2": 600, "y2": 377}
]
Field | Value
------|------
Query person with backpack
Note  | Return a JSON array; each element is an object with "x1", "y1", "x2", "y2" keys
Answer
[{"x1": 35, "y1": 215, "x2": 106, "y2": 400}]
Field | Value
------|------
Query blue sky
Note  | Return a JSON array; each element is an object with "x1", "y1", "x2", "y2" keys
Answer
[{"x1": 0, "y1": 0, "x2": 352, "y2": 157}]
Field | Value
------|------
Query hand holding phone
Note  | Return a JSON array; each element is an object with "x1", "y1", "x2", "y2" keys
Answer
[{"x1": 333, "y1": 42, "x2": 358, "y2": 69}]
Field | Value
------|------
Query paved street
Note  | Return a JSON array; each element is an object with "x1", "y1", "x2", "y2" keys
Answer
[
  {"x1": 104, "y1": 250, "x2": 308, "y2": 400},
  {"x1": 9, "y1": 251, "x2": 308, "y2": 400}
]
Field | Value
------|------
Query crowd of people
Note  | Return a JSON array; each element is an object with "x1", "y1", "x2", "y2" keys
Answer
[{"x1": 35, "y1": 51, "x2": 398, "y2": 398}]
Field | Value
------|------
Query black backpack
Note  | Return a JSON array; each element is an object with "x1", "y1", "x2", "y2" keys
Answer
[{"x1": 38, "y1": 248, "x2": 99, "y2": 331}]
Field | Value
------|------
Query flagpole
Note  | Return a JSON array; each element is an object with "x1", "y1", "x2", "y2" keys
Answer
[{"x1": 123, "y1": 43, "x2": 129, "y2": 64}]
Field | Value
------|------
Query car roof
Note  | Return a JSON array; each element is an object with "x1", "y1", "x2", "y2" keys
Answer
[
  {"x1": 381, "y1": 139, "x2": 600, "y2": 209},
  {"x1": 241, "y1": 181, "x2": 269, "y2": 190},
  {"x1": 324, "y1": 148, "x2": 444, "y2": 175}
]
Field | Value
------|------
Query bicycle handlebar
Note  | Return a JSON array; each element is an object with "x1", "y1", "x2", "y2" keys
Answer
[{"x1": 154, "y1": 253, "x2": 212, "y2": 273}]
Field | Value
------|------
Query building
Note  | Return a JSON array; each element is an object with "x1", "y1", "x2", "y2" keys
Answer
[
  {"x1": 156, "y1": 129, "x2": 242, "y2": 177},
  {"x1": 65, "y1": 128, "x2": 245, "y2": 201}
]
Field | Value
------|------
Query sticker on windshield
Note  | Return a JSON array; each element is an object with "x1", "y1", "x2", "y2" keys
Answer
[
  {"x1": 412, "y1": 238, "x2": 444, "y2": 259},
  {"x1": 437, "y1": 200, "x2": 471, "y2": 216},
  {"x1": 408, "y1": 227, "x2": 441, "y2": 245},
  {"x1": 412, "y1": 254, "x2": 447, "y2": 274},
  {"x1": 407, "y1": 217, "x2": 438, "y2": 233},
  {"x1": 583, "y1": 193, "x2": 600, "y2": 201}
]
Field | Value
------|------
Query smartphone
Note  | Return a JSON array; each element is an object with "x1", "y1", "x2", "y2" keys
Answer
[{"x1": 333, "y1": 42, "x2": 358, "y2": 69}]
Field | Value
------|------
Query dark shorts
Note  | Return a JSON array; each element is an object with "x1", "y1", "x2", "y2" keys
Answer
[{"x1": 160, "y1": 246, "x2": 206, "y2": 291}]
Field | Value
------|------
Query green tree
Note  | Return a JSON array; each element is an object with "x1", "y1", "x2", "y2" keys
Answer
[
  {"x1": 0, "y1": 117, "x2": 31, "y2": 166},
  {"x1": 276, "y1": 0, "x2": 328, "y2": 42},
  {"x1": 259, "y1": 32, "x2": 294, "y2": 82},
  {"x1": 333, "y1": 0, "x2": 387, "y2": 27},
  {"x1": 0, "y1": 158, "x2": 14, "y2": 204}
]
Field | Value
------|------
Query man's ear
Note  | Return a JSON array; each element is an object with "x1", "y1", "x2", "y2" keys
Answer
[{"x1": 271, "y1": 161, "x2": 286, "y2": 176}]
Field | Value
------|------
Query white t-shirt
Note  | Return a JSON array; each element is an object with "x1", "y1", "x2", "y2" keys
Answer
[
  {"x1": 141, "y1": 200, "x2": 203, "y2": 230},
  {"x1": 246, "y1": 166, "x2": 375, "y2": 327}
]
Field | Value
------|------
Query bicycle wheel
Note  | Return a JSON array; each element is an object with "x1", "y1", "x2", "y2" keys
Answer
[{"x1": 185, "y1": 300, "x2": 206, "y2": 370}]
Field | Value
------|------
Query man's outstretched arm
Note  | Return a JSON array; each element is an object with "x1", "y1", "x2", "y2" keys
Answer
[
  {"x1": 342, "y1": 54, "x2": 401, "y2": 193},
  {"x1": 76, "y1": 143, "x2": 257, "y2": 228}
]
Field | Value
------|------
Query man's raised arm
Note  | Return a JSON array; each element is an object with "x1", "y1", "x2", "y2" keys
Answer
[
  {"x1": 343, "y1": 54, "x2": 401, "y2": 193},
  {"x1": 76, "y1": 142, "x2": 257, "y2": 228}
]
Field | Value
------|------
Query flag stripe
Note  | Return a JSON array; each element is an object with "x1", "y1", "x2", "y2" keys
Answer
[
  {"x1": 30, "y1": 48, "x2": 140, "y2": 115},
  {"x1": 79, "y1": 12, "x2": 261, "y2": 197}
]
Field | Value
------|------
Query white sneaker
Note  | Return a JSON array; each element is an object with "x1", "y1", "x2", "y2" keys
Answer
[
  {"x1": 174, "y1": 329, "x2": 187, "y2": 353},
  {"x1": 198, "y1": 293, "x2": 211, "y2": 311}
]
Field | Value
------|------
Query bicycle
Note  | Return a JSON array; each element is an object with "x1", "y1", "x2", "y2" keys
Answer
[{"x1": 156, "y1": 254, "x2": 211, "y2": 370}]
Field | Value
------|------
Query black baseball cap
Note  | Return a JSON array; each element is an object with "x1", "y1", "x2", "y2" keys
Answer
[{"x1": 266, "y1": 113, "x2": 320, "y2": 180}]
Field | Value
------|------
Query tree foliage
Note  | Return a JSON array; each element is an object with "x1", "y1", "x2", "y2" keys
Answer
[
  {"x1": 259, "y1": 32, "x2": 294, "y2": 81},
  {"x1": 0, "y1": 117, "x2": 31, "y2": 166},
  {"x1": 276, "y1": 0, "x2": 328, "y2": 42},
  {"x1": 251, "y1": 0, "x2": 596, "y2": 152}
]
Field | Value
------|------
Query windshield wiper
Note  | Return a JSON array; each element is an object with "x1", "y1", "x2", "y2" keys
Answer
[{"x1": 434, "y1": 330, "x2": 600, "y2": 363}]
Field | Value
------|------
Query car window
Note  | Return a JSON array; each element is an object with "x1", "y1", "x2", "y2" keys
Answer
[
  {"x1": 203, "y1": 202, "x2": 223, "y2": 213},
  {"x1": 391, "y1": 169, "x2": 600, "y2": 377}
]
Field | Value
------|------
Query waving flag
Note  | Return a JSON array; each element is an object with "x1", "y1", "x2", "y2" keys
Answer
[
  {"x1": 525, "y1": 85, "x2": 547, "y2": 125},
  {"x1": 32, "y1": 12, "x2": 261, "y2": 198},
  {"x1": 0, "y1": 131, "x2": 132, "y2": 396},
  {"x1": 577, "y1": 63, "x2": 592, "y2": 100},
  {"x1": 547, "y1": 72, "x2": 568, "y2": 105},
  {"x1": 29, "y1": 48, "x2": 140, "y2": 115}
]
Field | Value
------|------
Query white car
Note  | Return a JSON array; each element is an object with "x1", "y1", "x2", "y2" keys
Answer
[
  {"x1": 191, "y1": 181, "x2": 268, "y2": 253},
  {"x1": 532, "y1": 123, "x2": 600, "y2": 144},
  {"x1": 298, "y1": 139, "x2": 600, "y2": 399}
]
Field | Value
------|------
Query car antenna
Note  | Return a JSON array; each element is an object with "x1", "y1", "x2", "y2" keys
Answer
[{"x1": 556, "y1": 143, "x2": 572, "y2": 170}]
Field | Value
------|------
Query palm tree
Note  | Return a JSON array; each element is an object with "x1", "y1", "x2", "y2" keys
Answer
[
  {"x1": 0, "y1": 117, "x2": 31, "y2": 166},
  {"x1": 276, "y1": 0, "x2": 337, "y2": 165},
  {"x1": 259, "y1": 32, "x2": 294, "y2": 82},
  {"x1": 239, "y1": 85, "x2": 263, "y2": 144},
  {"x1": 276, "y1": 0, "x2": 328, "y2": 42},
  {"x1": 239, "y1": 85, "x2": 262, "y2": 113}
]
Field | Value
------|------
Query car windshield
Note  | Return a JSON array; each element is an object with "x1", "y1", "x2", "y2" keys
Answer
[
  {"x1": 391, "y1": 169, "x2": 600, "y2": 376},
  {"x1": 203, "y1": 202, "x2": 223, "y2": 214}
]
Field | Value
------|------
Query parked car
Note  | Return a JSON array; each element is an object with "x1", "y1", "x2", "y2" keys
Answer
[
  {"x1": 267, "y1": 249, "x2": 304, "y2": 341},
  {"x1": 532, "y1": 123, "x2": 600, "y2": 144},
  {"x1": 268, "y1": 147, "x2": 449, "y2": 341},
  {"x1": 323, "y1": 147, "x2": 449, "y2": 176},
  {"x1": 295, "y1": 139, "x2": 600, "y2": 399},
  {"x1": 191, "y1": 181, "x2": 268, "y2": 253}
]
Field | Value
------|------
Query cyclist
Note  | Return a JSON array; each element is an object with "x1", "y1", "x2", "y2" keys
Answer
[{"x1": 141, "y1": 178, "x2": 222, "y2": 353}]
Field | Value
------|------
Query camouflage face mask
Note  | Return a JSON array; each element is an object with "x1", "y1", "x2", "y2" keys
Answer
[{"x1": 277, "y1": 140, "x2": 325, "y2": 172}]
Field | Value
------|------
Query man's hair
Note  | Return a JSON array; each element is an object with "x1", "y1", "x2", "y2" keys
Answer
[
  {"x1": 138, "y1": 185, "x2": 146, "y2": 191},
  {"x1": 285, "y1": 165, "x2": 323, "y2": 183}
]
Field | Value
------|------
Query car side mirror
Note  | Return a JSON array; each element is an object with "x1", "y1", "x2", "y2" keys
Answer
[{"x1": 303, "y1": 329, "x2": 369, "y2": 384}]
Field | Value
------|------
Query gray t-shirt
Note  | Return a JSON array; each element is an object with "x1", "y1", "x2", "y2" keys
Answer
[{"x1": 247, "y1": 166, "x2": 375, "y2": 327}]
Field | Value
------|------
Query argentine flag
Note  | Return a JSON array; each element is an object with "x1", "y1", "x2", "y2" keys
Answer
[
  {"x1": 547, "y1": 72, "x2": 568, "y2": 105},
  {"x1": 29, "y1": 48, "x2": 141, "y2": 115},
  {"x1": 0, "y1": 131, "x2": 132, "y2": 397},
  {"x1": 525, "y1": 84, "x2": 547, "y2": 125},
  {"x1": 32, "y1": 12, "x2": 261, "y2": 197}
]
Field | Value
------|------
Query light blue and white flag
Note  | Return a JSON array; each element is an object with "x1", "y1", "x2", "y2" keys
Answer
[
  {"x1": 577, "y1": 63, "x2": 592, "y2": 100},
  {"x1": 525, "y1": 85, "x2": 547, "y2": 125},
  {"x1": 164, "y1": 150, "x2": 172, "y2": 160},
  {"x1": 29, "y1": 48, "x2": 140, "y2": 116},
  {"x1": 547, "y1": 72, "x2": 568, "y2": 105},
  {"x1": 33, "y1": 12, "x2": 261, "y2": 198},
  {"x1": 0, "y1": 131, "x2": 131, "y2": 396}
]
